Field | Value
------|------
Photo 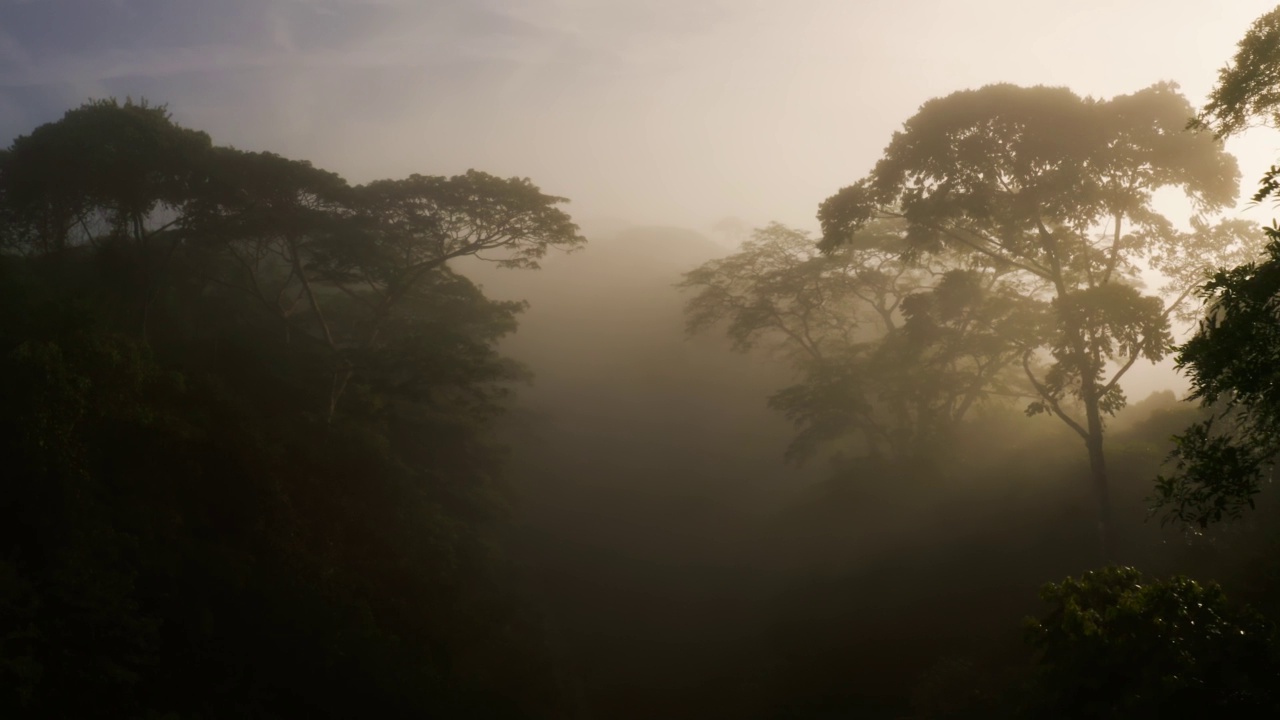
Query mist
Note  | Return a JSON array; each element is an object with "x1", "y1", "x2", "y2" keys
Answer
[
  {"x1": 456, "y1": 221, "x2": 1220, "y2": 716},
  {"x1": 7, "y1": 2, "x2": 1280, "y2": 719}
]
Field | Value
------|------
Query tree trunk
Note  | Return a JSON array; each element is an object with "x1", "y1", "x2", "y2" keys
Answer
[
  {"x1": 286, "y1": 236, "x2": 336, "y2": 350},
  {"x1": 283, "y1": 234, "x2": 346, "y2": 422},
  {"x1": 327, "y1": 364, "x2": 354, "y2": 424},
  {"x1": 1083, "y1": 393, "x2": 1114, "y2": 561}
]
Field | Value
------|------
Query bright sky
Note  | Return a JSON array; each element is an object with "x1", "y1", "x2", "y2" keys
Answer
[
  {"x1": 4, "y1": 1, "x2": 1280, "y2": 230},
  {"x1": 3, "y1": 0, "x2": 1280, "y2": 397}
]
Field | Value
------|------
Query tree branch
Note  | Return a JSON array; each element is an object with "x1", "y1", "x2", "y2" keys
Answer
[{"x1": 1023, "y1": 349, "x2": 1089, "y2": 440}]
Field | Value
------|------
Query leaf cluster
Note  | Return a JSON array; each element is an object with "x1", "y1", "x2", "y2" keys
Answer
[
  {"x1": 1023, "y1": 567, "x2": 1279, "y2": 718},
  {"x1": 1195, "y1": 6, "x2": 1280, "y2": 139},
  {"x1": 1154, "y1": 228, "x2": 1280, "y2": 527}
]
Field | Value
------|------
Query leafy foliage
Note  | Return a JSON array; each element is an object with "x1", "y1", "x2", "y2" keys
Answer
[
  {"x1": 681, "y1": 222, "x2": 1032, "y2": 463},
  {"x1": 1, "y1": 98, "x2": 212, "y2": 254},
  {"x1": 1154, "y1": 228, "x2": 1280, "y2": 527},
  {"x1": 1152, "y1": 6, "x2": 1280, "y2": 529},
  {"x1": 0, "y1": 100, "x2": 577, "y2": 717},
  {"x1": 1194, "y1": 6, "x2": 1280, "y2": 139},
  {"x1": 1024, "y1": 567, "x2": 1279, "y2": 718},
  {"x1": 819, "y1": 82, "x2": 1254, "y2": 554}
]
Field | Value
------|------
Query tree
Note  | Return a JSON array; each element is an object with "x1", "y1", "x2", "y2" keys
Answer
[
  {"x1": 1193, "y1": 5, "x2": 1280, "y2": 139},
  {"x1": 680, "y1": 221, "x2": 1031, "y2": 463},
  {"x1": 0, "y1": 99, "x2": 211, "y2": 253},
  {"x1": 183, "y1": 150, "x2": 584, "y2": 420},
  {"x1": 185, "y1": 148, "x2": 352, "y2": 345},
  {"x1": 2, "y1": 101, "x2": 586, "y2": 421},
  {"x1": 0, "y1": 99, "x2": 213, "y2": 337},
  {"x1": 1023, "y1": 567, "x2": 1278, "y2": 718},
  {"x1": 819, "y1": 82, "x2": 1256, "y2": 557},
  {"x1": 1153, "y1": 6, "x2": 1280, "y2": 528},
  {"x1": 1150, "y1": 231, "x2": 1280, "y2": 527},
  {"x1": 0, "y1": 99, "x2": 580, "y2": 717}
]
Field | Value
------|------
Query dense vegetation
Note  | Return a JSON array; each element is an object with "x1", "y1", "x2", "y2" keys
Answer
[
  {"x1": 0, "y1": 101, "x2": 582, "y2": 717},
  {"x1": 9, "y1": 6, "x2": 1280, "y2": 720},
  {"x1": 670, "y1": 5, "x2": 1280, "y2": 717}
]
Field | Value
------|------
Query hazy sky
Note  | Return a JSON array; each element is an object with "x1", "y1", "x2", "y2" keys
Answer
[
  {"x1": 3, "y1": 0, "x2": 1280, "y2": 233},
  {"x1": 3, "y1": 0, "x2": 1280, "y2": 397}
]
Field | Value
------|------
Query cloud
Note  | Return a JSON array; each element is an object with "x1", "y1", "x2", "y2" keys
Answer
[
  {"x1": 7, "y1": 0, "x2": 1270, "y2": 244},
  {"x1": 0, "y1": 0, "x2": 749, "y2": 91},
  {"x1": 0, "y1": 23, "x2": 31, "y2": 70}
]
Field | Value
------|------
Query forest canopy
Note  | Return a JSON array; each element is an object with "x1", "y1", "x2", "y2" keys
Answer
[
  {"x1": 0, "y1": 98, "x2": 583, "y2": 718},
  {"x1": 11, "y1": 4, "x2": 1280, "y2": 719},
  {"x1": 813, "y1": 82, "x2": 1258, "y2": 557}
]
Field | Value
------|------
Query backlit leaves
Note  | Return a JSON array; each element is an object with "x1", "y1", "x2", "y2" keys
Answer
[{"x1": 1195, "y1": 6, "x2": 1280, "y2": 139}]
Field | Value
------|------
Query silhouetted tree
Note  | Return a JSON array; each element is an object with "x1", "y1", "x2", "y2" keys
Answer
[
  {"x1": 681, "y1": 221, "x2": 1032, "y2": 462},
  {"x1": 1153, "y1": 7, "x2": 1280, "y2": 528},
  {"x1": 819, "y1": 82, "x2": 1257, "y2": 557},
  {"x1": 0, "y1": 99, "x2": 214, "y2": 339},
  {"x1": 1152, "y1": 235, "x2": 1280, "y2": 527},
  {"x1": 0, "y1": 99, "x2": 578, "y2": 718},
  {"x1": 1194, "y1": 5, "x2": 1280, "y2": 140},
  {"x1": 186, "y1": 149, "x2": 584, "y2": 420}
]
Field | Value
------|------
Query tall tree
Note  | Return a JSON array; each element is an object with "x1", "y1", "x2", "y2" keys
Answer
[
  {"x1": 0, "y1": 98, "x2": 211, "y2": 254},
  {"x1": 1155, "y1": 6, "x2": 1280, "y2": 528},
  {"x1": 185, "y1": 150, "x2": 585, "y2": 420},
  {"x1": 819, "y1": 83, "x2": 1255, "y2": 557},
  {"x1": 680, "y1": 221, "x2": 1030, "y2": 463},
  {"x1": 0, "y1": 99, "x2": 582, "y2": 717},
  {"x1": 0, "y1": 99, "x2": 213, "y2": 337}
]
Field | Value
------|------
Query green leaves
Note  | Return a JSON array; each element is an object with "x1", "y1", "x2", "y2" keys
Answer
[
  {"x1": 1154, "y1": 418, "x2": 1266, "y2": 528},
  {"x1": 1154, "y1": 229, "x2": 1280, "y2": 528},
  {"x1": 1156, "y1": 13, "x2": 1280, "y2": 522},
  {"x1": 1025, "y1": 567, "x2": 1278, "y2": 717}
]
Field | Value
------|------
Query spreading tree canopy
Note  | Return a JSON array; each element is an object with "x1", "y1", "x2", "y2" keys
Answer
[
  {"x1": 819, "y1": 82, "x2": 1256, "y2": 557},
  {"x1": 0, "y1": 99, "x2": 582, "y2": 718},
  {"x1": 680, "y1": 221, "x2": 1032, "y2": 463}
]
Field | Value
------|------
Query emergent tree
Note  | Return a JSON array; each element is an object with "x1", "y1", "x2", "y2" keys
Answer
[{"x1": 819, "y1": 82, "x2": 1257, "y2": 557}]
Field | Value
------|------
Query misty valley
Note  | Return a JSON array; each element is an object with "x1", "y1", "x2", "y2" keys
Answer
[{"x1": 9, "y1": 5, "x2": 1280, "y2": 720}]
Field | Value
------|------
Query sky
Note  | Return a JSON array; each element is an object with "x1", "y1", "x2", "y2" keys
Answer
[
  {"x1": 4, "y1": 0, "x2": 1280, "y2": 232},
  {"x1": 3, "y1": 0, "x2": 1280, "y2": 396}
]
